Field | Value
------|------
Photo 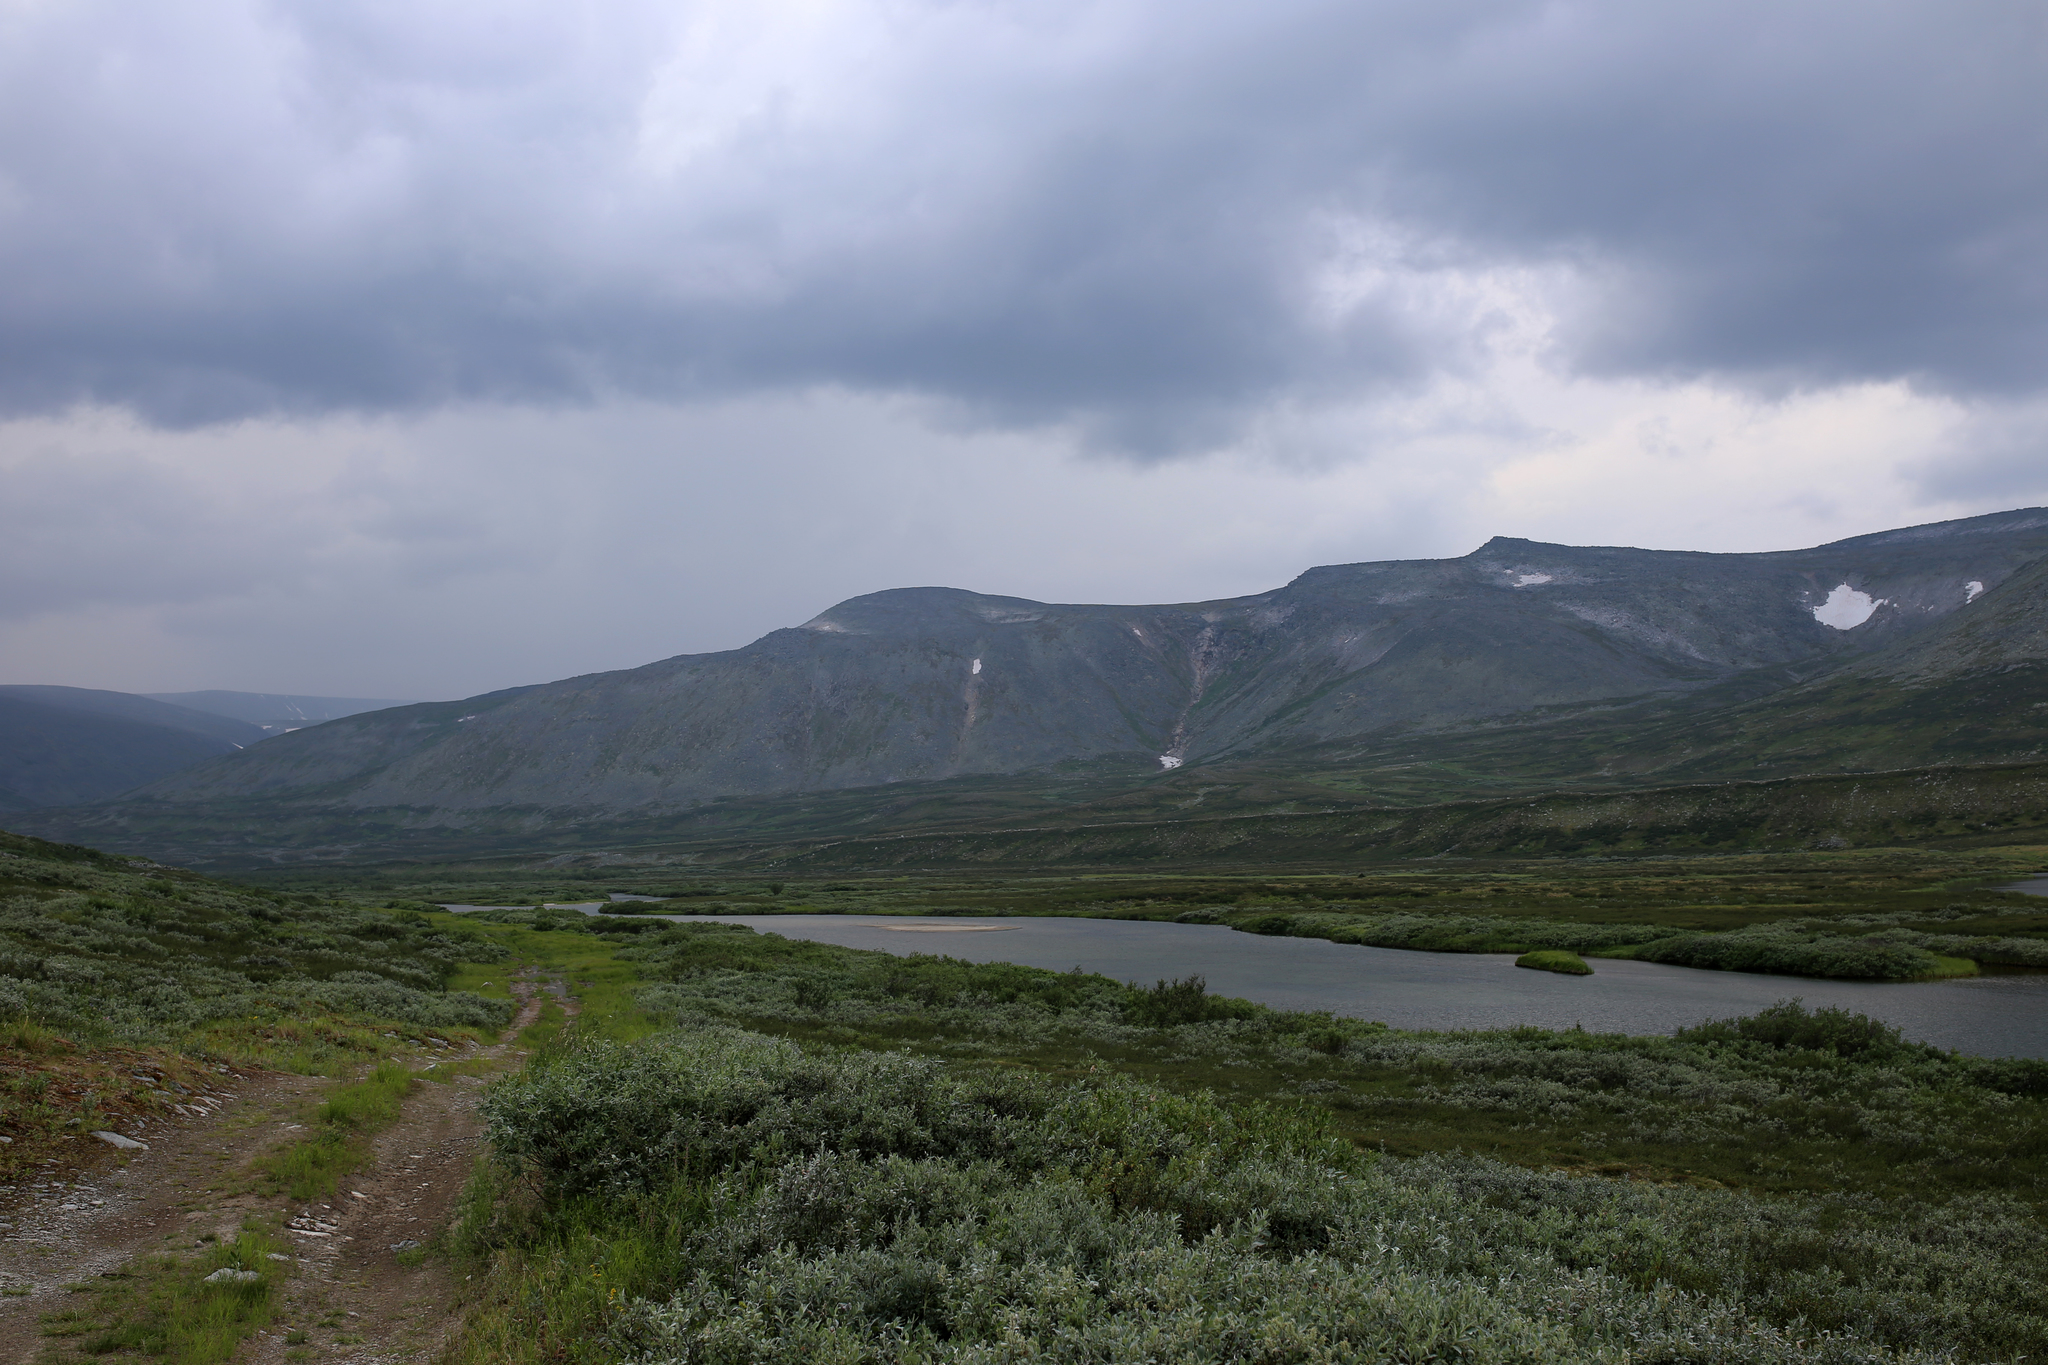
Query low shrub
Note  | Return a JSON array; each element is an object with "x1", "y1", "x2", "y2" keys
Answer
[
  {"x1": 472, "y1": 1026, "x2": 2048, "y2": 1364},
  {"x1": 1633, "y1": 925, "x2": 1943, "y2": 980},
  {"x1": 1515, "y1": 949, "x2": 1592, "y2": 974},
  {"x1": 1676, "y1": 1000, "x2": 1915, "y2": 1059},
  {"x1": 1122, "y1": 974, "x2": 1262, "y2": 1027},
  {"x1": 0, "y1": 830, "x2": 513, "y2": 1057}
]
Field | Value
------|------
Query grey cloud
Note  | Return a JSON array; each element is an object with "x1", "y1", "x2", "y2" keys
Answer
[
  {"x1": 1909, "y1": 402, "x2": 2048, "y2": 505},
  {"x1": 0, "y1": 1, "x2": 2043, "y2": 447}
]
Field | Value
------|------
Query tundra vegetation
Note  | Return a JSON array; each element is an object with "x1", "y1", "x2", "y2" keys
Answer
[
  {"x1": 0, "y1": 828, "x2": 512, "y2": 1172},
  {"x1": 10, "y1": 832, "x2": 2048, "y2": 1361},
  {"x1": 276, "y1": 843, "x2": 2048, "y2": 982},
  {"x1": 446, "y1": 916, "x2": 2048, "y2": 1364}
]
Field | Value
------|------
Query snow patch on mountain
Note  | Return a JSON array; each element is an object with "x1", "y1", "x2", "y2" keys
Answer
[
  {"x1": 971, "y1": 658, "x2": 982, "y2": 675},
  {"x1": 1513, "y1": 573, "x2": 1553, "y2": 587},
  {"x1": 1966, "y1": 580, "x2": 1985, "y2": 601},
  {"x1": 1813, "y1": 585, "x2": 1883, "y2": 630},
  {"x1": 1158, "y1": 755, "x2": 1183, "y2": 770}
]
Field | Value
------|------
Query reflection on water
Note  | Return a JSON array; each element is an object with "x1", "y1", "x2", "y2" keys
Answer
[{"x1": 700, "y1": 914, "x2": 2048, "y2": 1060}]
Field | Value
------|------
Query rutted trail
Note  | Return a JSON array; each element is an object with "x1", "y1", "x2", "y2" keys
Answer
[
  {"x1": 0, "y1": 1068, "x2": 321, "y2": 1362},
  {"x1": 246, "y1": 970, "x2": 573, "y2": 1364},
  {"x1": 0, "y1": 969, "x2": 572, "y2": 1365}
]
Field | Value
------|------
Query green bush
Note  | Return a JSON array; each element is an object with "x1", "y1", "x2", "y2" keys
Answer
[
  {"x1": 1123, "y1": 974, "x2": 1262, "y2": 1027},
  {"x1": 1238, "y1": 913, "x2": 1298, "y2": 936},
  {"x1": 1515, "y1": 949, "x2": 1592, "y2": 975},
  {"x1": 586, "y1": 916, "x2": 667, "y2": 935},
  {"x1": 478, "y1": 1027, "x2": 2048, "y2": 1363},
  {"x1": 1634, "y1": 926, "x2": 1942, "y2": 979},
  {"x1": 1229, "y1": 907, "x2": 2044, "y2": 980},
  {"x1": 1676, "y1": 1000, "x2": 1915, "y2": 1060},
  {"x1": 1269, "y1": 910, "x2": 1673, "y2": 954}
]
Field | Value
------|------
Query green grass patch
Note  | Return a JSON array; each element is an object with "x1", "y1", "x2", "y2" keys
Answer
[
  {"x1": 517, "y1": 995, "x2": 569, "y2": 1051},
  {"x1": 51, "y1": 1226, "x2": 285, "y2": 1365},
  {"x1": 443, "y1": 1158, "x2": 698, "y2": 1365},
  {"x1": 252, "y1": 1059, "x2": 415, "y2": 1201}
]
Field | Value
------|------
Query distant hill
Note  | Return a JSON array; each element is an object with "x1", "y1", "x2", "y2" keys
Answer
[
  {"x1": 0, "y1": 686, "x2": 269, "y2": 748},
  {"x1": 144, "y1": 691, "x2": 418, "y2": 735},
  {"x1": 17, "y1": 506, "x2": 2048, "y2": 865},
  {"x1": 0, "y1": 688, "x2": 266, "y2": 809}
]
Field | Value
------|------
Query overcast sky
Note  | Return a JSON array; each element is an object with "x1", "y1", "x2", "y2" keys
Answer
[{"x1": 4, "y1": 0, "x2": 2046, "y2": 701}]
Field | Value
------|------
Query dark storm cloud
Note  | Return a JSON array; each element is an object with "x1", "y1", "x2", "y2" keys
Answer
[{"x1": 0, "y1": 1, "x2": 2042, "y2": 446}]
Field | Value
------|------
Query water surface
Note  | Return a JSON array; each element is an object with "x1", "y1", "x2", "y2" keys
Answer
[{"x1": 700, "y1": 914, "x2": 2048, "y2": 1059}]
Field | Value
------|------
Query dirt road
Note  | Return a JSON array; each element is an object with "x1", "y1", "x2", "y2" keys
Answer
[{"x1": 0, "y1": 970, "x2": 568, "y2": 1364}]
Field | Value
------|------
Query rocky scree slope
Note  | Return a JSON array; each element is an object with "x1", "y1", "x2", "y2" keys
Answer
[{"x1": 29, "y1": 508, "x2": 2048, "y2": 836}]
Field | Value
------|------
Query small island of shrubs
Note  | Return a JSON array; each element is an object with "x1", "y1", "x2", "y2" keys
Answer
[{"x1": 1515, "y1": 948, "x2": 1593, "y2": 974}]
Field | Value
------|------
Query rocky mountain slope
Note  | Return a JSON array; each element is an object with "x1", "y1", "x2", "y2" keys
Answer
[
  {"x1": 1288, "y1": 545, "x2": 2048, "y2": 799},
  {"x1": 17, "y1": 508, "x2": 2048, "y2": 859}
]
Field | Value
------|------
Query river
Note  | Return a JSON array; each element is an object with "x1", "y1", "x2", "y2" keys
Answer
[{"x1": 697, "y1": 913, "x2": 2048, "y2": 1059}]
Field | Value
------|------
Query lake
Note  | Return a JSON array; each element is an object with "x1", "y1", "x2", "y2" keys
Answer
[{"x1": 696, "y1": 914, "x2": 2048, "y2": 1059}]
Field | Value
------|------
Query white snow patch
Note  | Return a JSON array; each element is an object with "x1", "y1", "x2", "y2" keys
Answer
[
  {"x1": 1965, "y1": 580, "x2": 1985, "y2": 602},
  {"x1": 1158, "y1": 755, "x2": 1183, "y2": 770},
  {"x1": 1512, "y1": 573, "x2": 1553, "y2": 587},
  {"x1": 456, "y1": 714, "x2": 478, "y2": 723},
  {"x1": 970, "y1": 658, "x2": 982, "y2": 675},
  {"x1": 1812, "y1": 584, "x2": 1883, "y2": 630}
]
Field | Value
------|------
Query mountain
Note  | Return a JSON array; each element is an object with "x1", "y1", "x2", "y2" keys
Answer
[
  {"x1": 15, "y1": 507, "x2": 2048, "y2": 861},
  {"x1": 144, "y1": 691, "x2": 419, "y2": 736},
  {"x1": 0, "y1": 688, "x2": 267, "y2": 809},
  {"x1": 0, "y1": 686, "x2": 270, "y2": 748},
  {"x1": 1268, "y1": 544, "x2": 2048, "y2": 800}
]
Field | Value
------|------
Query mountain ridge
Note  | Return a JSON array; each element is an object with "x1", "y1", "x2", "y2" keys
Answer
[{"x1": 15, "y1": 506, "x2": 2048, "y2": 861}]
